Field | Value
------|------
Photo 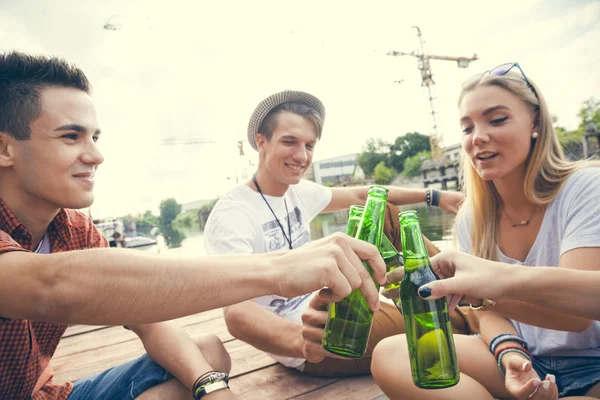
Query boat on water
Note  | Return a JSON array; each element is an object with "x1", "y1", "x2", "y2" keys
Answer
[{"x1": 94, "y1": 220, "x2": 160, "y2": 253}]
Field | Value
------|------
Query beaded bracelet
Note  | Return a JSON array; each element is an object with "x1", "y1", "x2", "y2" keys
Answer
[
  {"x1": 497, "y1": 348, "x2": 532, "y2": 376},
  {"x1": 495, "y1": 345, "x2": 534, "y2": 363},
  {"x1": 425, "y1": 189, "x2": 432, "y2": 206},
  {"x1": 489, "y1": 334, "x2": 528, "y2": 354}
]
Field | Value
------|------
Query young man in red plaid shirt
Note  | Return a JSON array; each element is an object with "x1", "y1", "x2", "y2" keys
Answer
[{"x1": 0, "y1": 52, "x2": 387, "y2": 400}]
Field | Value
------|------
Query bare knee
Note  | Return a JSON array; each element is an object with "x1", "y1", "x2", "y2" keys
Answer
[
  {"x1": 194, "y1": 334, "x2": 232, "y2": 373},
  {"x1": 372, "y1": 335, "x2": 409, "y2": 384}
]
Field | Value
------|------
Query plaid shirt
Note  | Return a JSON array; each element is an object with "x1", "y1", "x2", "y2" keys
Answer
[{"x1": 0, "y1": 199, "x2": 108, "y2": 400}]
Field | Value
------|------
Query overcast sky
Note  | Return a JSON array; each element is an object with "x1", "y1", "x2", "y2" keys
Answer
[{"x1": 1, "y1": 0, "x2": 598, "y2": 218}]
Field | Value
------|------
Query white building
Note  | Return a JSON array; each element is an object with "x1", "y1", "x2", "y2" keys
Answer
[{"x1": 307, "y1": 153, "x2": 365, "y2": 185}]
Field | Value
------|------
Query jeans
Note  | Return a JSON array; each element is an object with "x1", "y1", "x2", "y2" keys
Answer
[
  {"x1": 532, "y1": 355, "x2": 600, "y2": 397},
  {"x1": 68, "y1": 354, "x2": 174, "y2": 400}
]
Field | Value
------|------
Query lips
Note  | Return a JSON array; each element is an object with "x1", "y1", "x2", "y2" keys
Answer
[
  {"x1": 285, "y1": 163, "x2": 304, "y2": 171},
  {"x1": 73, "y1": 172, "x2": 94, "y2": 178},
  {"x1": 475, "y1": 152, "x2": 498, "y2": 161}
]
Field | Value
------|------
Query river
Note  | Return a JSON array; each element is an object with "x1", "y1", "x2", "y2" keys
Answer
[{"x1": 161, "y1": 203, "x2": 456, "y2": 257}]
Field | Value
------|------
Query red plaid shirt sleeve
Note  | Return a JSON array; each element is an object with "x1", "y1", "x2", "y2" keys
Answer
[{"x1": 0, "y1": 202, "x2": 108, "y2": 400}]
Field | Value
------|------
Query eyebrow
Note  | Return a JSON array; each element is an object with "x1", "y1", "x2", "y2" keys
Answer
[
  {"x1": 54, "y1": 124, "x2": 101, "y2": 135},
  {"x1": 460, "y1": 105, "x2": 511, "y2": 123},
  {"x1": 280, "y1": 135, "x2": 316, "y2": 144}
]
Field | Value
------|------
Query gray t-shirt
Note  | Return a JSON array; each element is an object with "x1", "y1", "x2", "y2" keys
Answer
[{"x1": 456, "y1": 167, "x2": 600, "y2": 357}]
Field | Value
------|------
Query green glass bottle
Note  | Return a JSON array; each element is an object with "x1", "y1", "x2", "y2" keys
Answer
[
  {"x1": 322, "y1": 186, "x2": 389, "y2": 358},
  {"x1": 379, "y1": 234, "x2": 404, "y2": 291},
  {"x1": 399, "y1": 210, "x2": 459, "y2": 389}
]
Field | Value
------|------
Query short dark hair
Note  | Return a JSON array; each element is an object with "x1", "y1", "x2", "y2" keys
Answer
[
  {"x1": 0, "y1": 51, "x2": 91, "y2": 140},
  {"x1": 258, "y1": 102, "x2": 323, "y2": 141}
]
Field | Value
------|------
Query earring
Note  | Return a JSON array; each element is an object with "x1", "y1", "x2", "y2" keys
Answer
[{"x1": 532, "y1": 132, "x2": 538, "y2": 139}]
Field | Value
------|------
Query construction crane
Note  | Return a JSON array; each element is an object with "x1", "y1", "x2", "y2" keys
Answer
[
  {"x1": 103, "y1": 15, "x2": 123, "y2": 31},
  {"x1": 388, "y1": 26, "x2": 478, "y2": 161}
]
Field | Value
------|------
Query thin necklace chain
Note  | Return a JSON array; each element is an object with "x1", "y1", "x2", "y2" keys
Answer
[
  {"x1": 502, "y1": 206, "x2": 537, "y2": 228},
  {"x1": 252, "y1": 175, "x2": 293, "y2": 249}
]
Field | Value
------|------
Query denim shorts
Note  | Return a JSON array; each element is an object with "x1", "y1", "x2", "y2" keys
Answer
[
  {"x1": 532, "y1": 356, "x2": 600, "y2": 397},
  {"x1": 68, "y1": 354, "x2": 174, "y2": 399}
]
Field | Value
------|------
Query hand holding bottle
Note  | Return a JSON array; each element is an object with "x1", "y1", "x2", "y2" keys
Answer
[
  {"x1": 299, "y1": 295, "x2": 352, "y2": 363},
  {"x1": 273, "y1": 232, "x2": 387, "y2": 312}
]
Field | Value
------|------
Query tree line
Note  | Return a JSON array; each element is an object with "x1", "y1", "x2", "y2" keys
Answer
[{"x1": 357, "y1": 98, "x2": 600, "y2": 185}]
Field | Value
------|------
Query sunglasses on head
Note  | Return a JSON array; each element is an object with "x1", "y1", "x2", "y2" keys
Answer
[{"x1": 463, "y1": 62, "x2": 538, "y2": 99}]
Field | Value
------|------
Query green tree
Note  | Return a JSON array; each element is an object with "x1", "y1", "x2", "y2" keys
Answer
[
  {"x1": 159, "y1": 198, "x2": 184, "y2": 248},
  {"x1": 403, "y1": 151, "x2": 432, "y2": 177},
  {"x1": 389, "y1": 132, "x2": 431, "y2": 172},
  {"x1": 555, "y1": 98, "x2": 600, "y2": 160},
  {"x1": 374, "y1": 161, "x2": 396, "y2": 184},
  {"x1": 173, "y1": 210, "x2": 200, "y2": 231},
  {"x1": 357, "y1": 138, "x2": 391, "y2": 177}
]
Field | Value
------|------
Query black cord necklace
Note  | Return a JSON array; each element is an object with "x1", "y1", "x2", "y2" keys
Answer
[{"x1": 252, "y1": 175, "x2": 293, "y2": 250}]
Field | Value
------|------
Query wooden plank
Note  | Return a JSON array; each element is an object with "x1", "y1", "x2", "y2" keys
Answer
[
  {"x1": 291, "y1": 375, "x2": 385, "y2": 400},
  {"x1": 228, "y1": 364, "x2": 337, "y2": 400},
  {"x1": 63, "y1": 324, "x2": 110, "y2": 338},
  {"x1": 54, "y1": 316, "x2": 233, "y2": 360},
  {"x1": 63, "y1": 308, "x2": 224, "y2": 338},
  {"x1": 51, "y1": 337, "x2": 273, "y2": 383},
  {"x1": 224, "y1": 339, "x2": 277, "y2": 377},
  {"x1": 372, "y1": 395, "x2": 390, "y2": 400}
]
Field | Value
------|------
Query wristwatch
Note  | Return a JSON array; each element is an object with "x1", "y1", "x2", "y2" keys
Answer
[
  {"x1": 194, "y1": 372, "x2": 229, "y2": 399},
  {"x1": 470, "y1": 298, "x2": 496, "y2": 311}
]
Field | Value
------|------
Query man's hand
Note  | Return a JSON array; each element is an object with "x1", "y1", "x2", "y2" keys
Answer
[
  {"x1": 504, "y1": 354, "x2": 557, "y2": 400},
  {"x1": 299, "y1": 295, "x2": 349, "y2": 363},
  {"x1": 275, "y1": 233, "x2": 386, "y2": 313},
  {"x1": 438, "y1": 190, "x2": 464, "y2": 215}
]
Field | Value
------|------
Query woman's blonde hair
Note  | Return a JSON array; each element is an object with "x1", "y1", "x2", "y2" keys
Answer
[{"x1": 455, "y1": 71, "x2": 599, "y2": 260}]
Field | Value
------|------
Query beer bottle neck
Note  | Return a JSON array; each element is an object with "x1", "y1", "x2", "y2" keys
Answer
[
  {"x1": 400, "y1": 220, "x2": 429, "y2": 272},
  {"x1": 346, "y1": 207, "x2": 364, "y2": 237},
  {"x1": 356, "y1": 196, "x2": 387, "y2": 246}
]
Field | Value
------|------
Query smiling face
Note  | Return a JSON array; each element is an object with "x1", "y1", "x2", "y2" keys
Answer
[
  {"x1": 255, "y1": 111, "x2": 317, "y2": 193},
  {"x1": 459, "y1": 85, "x2": 537, "y2": 183},
  {"x1": 0, "y1": 86, "x2": 104, "y2": 213}
]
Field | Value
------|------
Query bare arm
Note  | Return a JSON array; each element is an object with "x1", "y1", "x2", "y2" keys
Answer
[
  {"x1": 223, "y1": 301, "x2": 303, "y2": 358},
  {"x1": 478, "y1": 311, "x2": 520, "y2": 347},
  {"x1": 323, "y1": 186, "x2": 462, "y2": 214},
  {"x1": 403, "y1": 249, "x2": 600, "y2": 322},
  {"x1": 508, "y1": 267, "x2": 600, "y2": 320},
  {"x1": 491, "y1": 247, "x2": 596, "y2": 331},
  {"x1": 0, "y1": 233, "x2": 387, "y2": 326}
]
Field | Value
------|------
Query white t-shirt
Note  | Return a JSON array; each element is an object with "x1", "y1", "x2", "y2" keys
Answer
[
  {"x1": 456, "y1": 167, "x2": 600, "y2": 357},
  {"x1": 204, "y1": 179, "x2": 332, "y2": 367}
]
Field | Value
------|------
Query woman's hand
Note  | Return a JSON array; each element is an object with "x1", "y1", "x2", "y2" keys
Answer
[{"x1": 504, "y1": 353, "x2": 557, "y2": 400}]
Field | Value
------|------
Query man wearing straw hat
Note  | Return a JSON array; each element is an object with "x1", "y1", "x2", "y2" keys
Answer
[{"x1": 204, "y1": 90, "x2": 464, "y2": 376}]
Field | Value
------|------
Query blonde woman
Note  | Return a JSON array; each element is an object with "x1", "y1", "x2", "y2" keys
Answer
[{"x1": 372, "y1": 63, "x2": 600, "y2": 400}]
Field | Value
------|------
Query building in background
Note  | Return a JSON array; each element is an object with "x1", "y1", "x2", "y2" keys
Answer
[
  {"x1": 181, "y1": 199, "x2": 217, "y2": 213},
  {"x1": 306, "y1": 153, "x2": 365, "y2": 185}
]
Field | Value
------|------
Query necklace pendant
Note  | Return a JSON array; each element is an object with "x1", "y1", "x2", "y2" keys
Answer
[{"x1": 511, "y1": 220, "x2": 529, "y2": 227}]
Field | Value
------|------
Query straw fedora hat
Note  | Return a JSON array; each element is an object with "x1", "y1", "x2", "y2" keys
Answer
[{"x1": 247, "y1": 90, "x2": 326, "y2": 151}]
